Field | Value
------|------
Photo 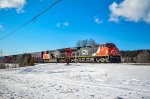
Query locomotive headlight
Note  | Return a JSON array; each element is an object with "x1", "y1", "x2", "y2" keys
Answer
[
  {"x1": 111, "y1": 50, "x2": 114, "y2": 55},
  {"x1": 111, "y1": 50, "x2": 116, "y2": 55}
]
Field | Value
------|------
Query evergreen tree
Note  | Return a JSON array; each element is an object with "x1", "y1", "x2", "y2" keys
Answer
[{"x1": 19, "y1": 54, "x2": 34, "y2": 67}]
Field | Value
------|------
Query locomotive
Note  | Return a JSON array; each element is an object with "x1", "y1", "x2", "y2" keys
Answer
[{"x1": 0, "y1": 43, "x2": 121, "y2": 63}]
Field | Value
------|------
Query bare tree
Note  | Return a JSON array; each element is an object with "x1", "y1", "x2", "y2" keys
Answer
[
  {"x1": 76, "y1": 39, "x2": 97, "y2": 47},
  {"x1": 76, "y1": 40, "x2": 82, "y2": 47},
  {"x1": 81, "y1": 39, "x2": 88, "y2": 47},
  {"x1": 88, "y1": 39, "x2": 97, "y2": 46}
]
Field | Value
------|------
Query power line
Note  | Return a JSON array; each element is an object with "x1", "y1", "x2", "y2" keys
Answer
[{"x1": 0, "y1": 0, "x2": 61, "y2": 41}]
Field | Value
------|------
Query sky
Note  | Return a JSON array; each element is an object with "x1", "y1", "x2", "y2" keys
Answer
[{"x1": 0, "y1": 0, "x2": 150, "y2": 55}]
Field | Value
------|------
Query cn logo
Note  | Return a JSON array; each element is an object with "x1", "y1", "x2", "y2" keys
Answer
[{"x1": 82, "y1": 50, "x2": 88, "y2": 55}]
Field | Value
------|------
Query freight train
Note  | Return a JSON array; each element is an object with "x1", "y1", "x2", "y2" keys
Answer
[{"x1": 0, "y1": 43, "x2": 121, "y2": 63}]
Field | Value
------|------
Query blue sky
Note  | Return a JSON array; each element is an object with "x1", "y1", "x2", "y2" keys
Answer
[{"x1": 0, "y1": 0, "x2": 150, "y2": 55}]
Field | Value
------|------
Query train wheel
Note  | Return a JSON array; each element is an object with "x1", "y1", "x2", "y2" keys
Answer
[
  {"x1": 94, "y1": 58, "x2": 97, "y2": 63},
  {"x1": 96, "y1": 58, "x2": 100, "y2": 63},
  {"x1": 106, "y1": 57, "x2": 109, "y2": 63},
  {"x1": 100, "y1": 58, "x2": 104, "y2": 63}
]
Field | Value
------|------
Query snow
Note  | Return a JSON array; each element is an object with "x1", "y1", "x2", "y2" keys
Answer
[{"x1": 0, "y1": 63, "x2": 150, "y2": 99}]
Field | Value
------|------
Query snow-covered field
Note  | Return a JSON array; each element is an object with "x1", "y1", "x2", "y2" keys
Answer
[{"x1": 0, "y1": 63, "x2": 150, "y2": 99}]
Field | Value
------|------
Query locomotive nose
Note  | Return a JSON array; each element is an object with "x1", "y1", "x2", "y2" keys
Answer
[{"x1": 109, "y1": 48, "x2": 120, "y2": 56}]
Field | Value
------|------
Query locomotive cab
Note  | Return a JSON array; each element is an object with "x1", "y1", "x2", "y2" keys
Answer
[{"x1": 95, "y1": 43, "x2": 121, "y2": 63}]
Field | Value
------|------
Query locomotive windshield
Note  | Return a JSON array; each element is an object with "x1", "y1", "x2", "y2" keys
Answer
[{"x1": 105, "y1": 43, "x2": 116, "y2": 48}]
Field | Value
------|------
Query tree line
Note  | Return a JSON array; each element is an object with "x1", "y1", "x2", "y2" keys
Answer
[
  {"x1": 76, "y1": 39, "x2": 97, "y2": 47},
  {"x1": 120, "y1": 50, "x2": 150, "y2": 63}
]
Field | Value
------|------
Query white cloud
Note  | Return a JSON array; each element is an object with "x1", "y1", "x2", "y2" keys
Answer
[
  {"x1": 94, "y1": 16, "x2": 103, "y2": 24},
  {"x1": 16, "y1": 7, "x2": 25, "y2": 13},
  {"x1": 0, "y1": 24, "x2": 4, "y2": 31},
  {"x1": 0, "y1": 0, "x2": 26, "y2": 13},
  {"x1": 109, "y1": 0, "x2": 150, "y2": 24},
  {"x1": 56, "y1": 21, "x2": 69, "y2": 28},
  {"x1": 56, "y1": 23, "x2": 61, "y2": 28},
  {"x1": 63, "y1": 22, "x2": 69, "y2": 27}
]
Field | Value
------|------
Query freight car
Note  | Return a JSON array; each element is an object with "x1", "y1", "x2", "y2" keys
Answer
[
  {"x1": 42, "y1": 43, "x2": 121, "y2": 63},
  {"x1": 0, "y1": 54, "x2": 30, "y2": 63},
  {"x1": 31, "y1": 52, "x2": 43, "y2": 63}
]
